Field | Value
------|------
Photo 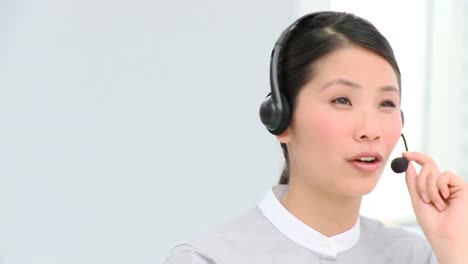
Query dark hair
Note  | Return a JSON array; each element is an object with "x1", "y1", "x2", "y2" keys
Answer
[{"x1": 277, "y1": 11, "x2": 401, "y2": 185}]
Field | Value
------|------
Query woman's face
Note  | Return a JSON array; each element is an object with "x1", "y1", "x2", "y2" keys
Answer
[{"x1": 278, "y1": 45, "x2": 402, "y2": 198}]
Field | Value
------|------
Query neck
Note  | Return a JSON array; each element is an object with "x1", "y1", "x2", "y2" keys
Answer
[{"x1": 280, "y1": 178, "x2": 361, "y2": 237}]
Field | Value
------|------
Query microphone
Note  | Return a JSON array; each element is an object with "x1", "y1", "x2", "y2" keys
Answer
[
  {"x1": 391, "y1": 134, "x2": 409, "y2": 173},
  {"x1": 391, "y1": 157, "x2": 409, "y2": 173}
]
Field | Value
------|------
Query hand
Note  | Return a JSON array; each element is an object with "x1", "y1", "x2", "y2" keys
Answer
[{"x1": 403, "y1": 151, "x2": 468, "y2": 263}]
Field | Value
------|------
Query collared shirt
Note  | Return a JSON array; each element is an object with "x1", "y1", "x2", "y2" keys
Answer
[
  {"x1": 165, "y1": 185, "x2": 437, "y2": 264},
  {"x1": 258, "y1": 184, "x2": 359, "y2": 258}
]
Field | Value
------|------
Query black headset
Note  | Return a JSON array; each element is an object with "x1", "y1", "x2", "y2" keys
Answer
[
  {"x1": 259, "y1": 12, "x2": 404, "y2": 135},
  {"x1": 258, "y1": 14, "x2": 312, "y2": 136}
]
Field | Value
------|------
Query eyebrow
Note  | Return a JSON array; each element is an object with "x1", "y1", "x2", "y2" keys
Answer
[{"x1": 320, "y1": 78, "x2": 399, "y2": 93}]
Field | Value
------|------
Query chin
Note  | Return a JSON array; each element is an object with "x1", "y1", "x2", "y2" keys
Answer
[
  {"x1": 343, "y1": 173, "x2": 381, "y2": 197},
  {"x1": 343, "y1": 186, "x2": 375, "y2": 198}
]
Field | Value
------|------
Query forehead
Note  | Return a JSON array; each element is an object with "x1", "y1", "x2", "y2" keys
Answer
[{"x1": 310, "y1": 46, "x2": 399, "y2": 91}]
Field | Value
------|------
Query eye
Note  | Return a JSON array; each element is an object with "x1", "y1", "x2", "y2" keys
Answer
[
  {"x1": 331, "y1": 97, "x2": 352, "y2": 106},
  {"x1": 380, "y1": 100, "x2": 396, "y2": 108}
]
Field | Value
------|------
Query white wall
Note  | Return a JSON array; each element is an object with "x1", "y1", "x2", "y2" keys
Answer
[
  {"x1": 425, "y1": 0, "x2": 466, "y2": 176},
  {"x1": 7, "y1": 0, "x2": 458, "y2": 262},
  {"x1": 0, "y1": 1, "x2": 303, "y2": 263}
]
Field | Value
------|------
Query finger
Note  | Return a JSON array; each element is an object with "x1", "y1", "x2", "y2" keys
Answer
[
  {"x1": 416, "y1": 164, "x2": 432, "y2": 203},
  {"x1": 445, "y1": 171, "x2": 466, "y2": 187},
  {"x1": 403, "y1": 151, "x2": 436, "y2": 167},
  {"x1": 403, "y1": 151, "x2": 443, "y2": 204},
  {"x1": 405, "y1": 161, "x2": 423, "y2": 206},
  {"x1": 438, "y1": 171, "x2": 466, "y2": 199},
  {"x1": 426, "y1": 168, "x2": 446, "y2": 211},
  {"x1": 437, "y1": 171, "x2": 452, "y2": 199}
]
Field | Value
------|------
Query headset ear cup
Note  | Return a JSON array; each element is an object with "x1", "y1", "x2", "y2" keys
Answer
[
  {"x1": 259, "y1": 95, "x2": 277, "y2": 130},
  {"x1": 259, "y1": 94, "x2": 291, "y2": 135},
  {"x1": 400, "y1": 110, "x2": 405, "y2": 127},
  {"x1": 271, "y1": 94, "x2": 291, "y2": 135}
]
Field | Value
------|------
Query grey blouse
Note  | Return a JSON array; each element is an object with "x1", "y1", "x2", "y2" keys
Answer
[{"x1": 165, "y1": 185, "x2": 437, "y2": 264}]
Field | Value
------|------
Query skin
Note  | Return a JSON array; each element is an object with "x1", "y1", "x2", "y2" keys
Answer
[
  {"x1": 404, "y1": 151, "x2": 468, "y2": 263},
  {"x1": 276, "y1": 45, "x2": 468, "y2": 263}
]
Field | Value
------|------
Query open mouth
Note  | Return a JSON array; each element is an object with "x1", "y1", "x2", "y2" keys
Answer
[
  {"x1": 349, "y1": 153, "x2": 382, "y2": 172},
  {"x1": 354, "y1": 156, "x2": 378, "y2": 164}
]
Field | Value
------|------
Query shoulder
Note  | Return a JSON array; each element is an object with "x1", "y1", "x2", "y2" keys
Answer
[
  {"x1": 360, "y1": 216, "x2": 427, "y2": 243},
  {"x1": 164, "y1": 244, "x2": 215, "y2": 264},
  {"x1": 165, "y1": 207, "x2": 285, "y2": 263},
  {"x1": 358, "y1": 216, "x2": 435, "y2": 261}
]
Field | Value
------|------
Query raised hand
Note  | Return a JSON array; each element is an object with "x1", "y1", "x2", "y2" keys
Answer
[{"x1": 403, "y1": 151, "x2": 468, "y2": 264}]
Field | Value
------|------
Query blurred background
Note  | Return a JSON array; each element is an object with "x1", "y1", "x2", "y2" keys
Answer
[{"x1": 1, "y1": 0, "x2": 467, "y2": 263}]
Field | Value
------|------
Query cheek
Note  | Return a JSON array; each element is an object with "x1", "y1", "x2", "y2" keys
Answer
[
  {"x1": 384, "y1": 119, "x2": 403, "y2": 147},
  {"x1": 295, "y1": 110, "x2": 349, "y2": 148},
  {"x1": 314, "y1": 112, "x2": 349, "y2": 140}
]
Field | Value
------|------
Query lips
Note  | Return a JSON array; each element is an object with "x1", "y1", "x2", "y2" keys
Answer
[
  {"x1": 348, "y1": 152, "x2": 383, "y2": 173},
  {"x1": 349, "y1": 152, "x2": 382, "y2": 161}
]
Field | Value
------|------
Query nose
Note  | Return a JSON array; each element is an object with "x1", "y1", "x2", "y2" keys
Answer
[{"x1": 354, "y1": 112, "x2": 381, "y2": 142}]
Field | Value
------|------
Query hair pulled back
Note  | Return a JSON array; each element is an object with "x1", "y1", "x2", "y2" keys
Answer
[{"x1": 277, "y1": 12, "x2": 401, "y2": 184}]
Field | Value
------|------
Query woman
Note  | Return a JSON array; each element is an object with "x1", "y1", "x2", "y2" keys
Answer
[{"x1": 165, "y1": 11, "x2": 468, "y2": 263}]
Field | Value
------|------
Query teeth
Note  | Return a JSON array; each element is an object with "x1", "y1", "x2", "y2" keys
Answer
[{"x1": 359, "y1": 157, "x2": 376, "y2": 162}]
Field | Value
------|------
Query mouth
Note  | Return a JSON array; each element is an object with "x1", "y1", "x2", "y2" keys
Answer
[{"x1": 348, "y1": 152, "x2": 383, "y2": 173}]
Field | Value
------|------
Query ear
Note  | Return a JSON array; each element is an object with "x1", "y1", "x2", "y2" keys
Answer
[{"x1": 275, "y1": 127, "x2": 291, "y2": 144}]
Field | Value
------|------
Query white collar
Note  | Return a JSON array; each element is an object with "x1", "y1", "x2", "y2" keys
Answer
[{"x1": 258, "y1": 184, "x2": 360, "y2": 258}]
